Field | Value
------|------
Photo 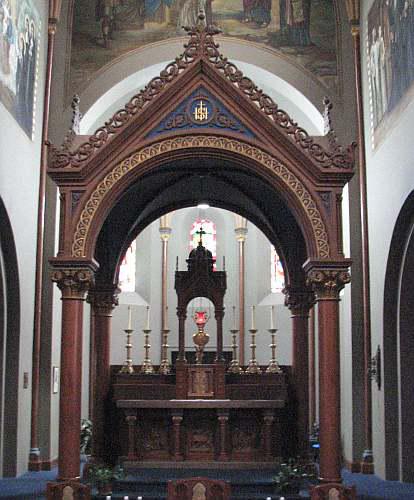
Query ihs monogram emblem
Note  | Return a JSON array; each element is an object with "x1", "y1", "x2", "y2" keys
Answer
[{"x1": 193, "y1": 100, "x2": 209, "y2": 122}]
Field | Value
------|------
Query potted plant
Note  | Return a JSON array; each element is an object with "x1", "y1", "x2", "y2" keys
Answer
[
  {"x1": 86, "y1": 463, "x2": 125, "y2": 496},
  {"x1": 273, "y1": 460, "x2": 317, "y2": 496},
  {"x1": 80, "y1": 418, "x2": 92, "y2": 460}
]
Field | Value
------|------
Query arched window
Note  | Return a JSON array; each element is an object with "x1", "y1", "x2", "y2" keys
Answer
[
  {"x1": 119, "y1": 240, "x2": 136, "y2": 292},
  {"x1": 190, "y1": 218, "x2": 217, "y2": 268},
  {"x1": 271, "y1": 245, "x2": 285, "y2": 293}
]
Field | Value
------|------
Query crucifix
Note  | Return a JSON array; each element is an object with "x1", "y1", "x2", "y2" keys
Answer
[{"x1": 196, "y1": 226, "x2": 206, "y2": 244}]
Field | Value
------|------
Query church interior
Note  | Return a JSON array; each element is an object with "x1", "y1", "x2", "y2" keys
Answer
[{"x1": 1, "y1": 0, "x2": 414, "y2": 499}]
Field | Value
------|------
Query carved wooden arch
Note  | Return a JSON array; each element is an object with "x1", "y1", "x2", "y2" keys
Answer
[
  {"x1": 48, "y1": 17, "x2": 354, "y2": 271},
  {"x1": 71, "y1": 136, "x2": 329, "y2": 262}
]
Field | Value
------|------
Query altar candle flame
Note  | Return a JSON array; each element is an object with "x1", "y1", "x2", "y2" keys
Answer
[
  {"x1": 127, "y1": 305, "x2": 132, "y2": 330},
  {"x1": 251, "y1": 305, "x2": 256, "y2": 330},
  {"x1": 270, "y1": 305, "x2": 274, "y2": 330}
]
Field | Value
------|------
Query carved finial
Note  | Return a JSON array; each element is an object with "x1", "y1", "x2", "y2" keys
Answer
[
  {"x1": 323, "y1": 97, "x2": 340, "y2": 153},
  {"x1": 71, "y1": 94, "x2": 82, "y2": 135},
  {"x1": 197, "y1": 7, "x2": 206, "y2": 28}
]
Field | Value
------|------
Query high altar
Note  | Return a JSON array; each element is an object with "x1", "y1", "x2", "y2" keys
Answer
[{"x1": 111, "y1": 239, "x2": 292, "y2": 464}]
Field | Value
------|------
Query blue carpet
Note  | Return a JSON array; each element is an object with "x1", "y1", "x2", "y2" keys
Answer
[{"x1": 1, "y1": 468, "x2": 414, "y2": 499}]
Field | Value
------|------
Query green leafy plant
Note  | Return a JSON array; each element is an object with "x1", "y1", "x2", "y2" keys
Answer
[
  {"x1": 273, "y1": 460, "x2": 317, "y2": 494},
  {"x1": 80, "y1": 418, "x2": 92, "y2": 455},
  {"x1": 86, "y1": 463, "x2": 125, "y2": 493}
]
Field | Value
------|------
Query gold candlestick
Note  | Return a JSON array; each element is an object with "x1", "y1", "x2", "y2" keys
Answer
[
  {"x1": 228, "y1": 328, "x2": 243, "y2": 374},
  {"x1": 245, "y1": 328, "x2": 262, "y2": 374},
  {"x1": 141, "y1": 329, "x2": 154, "y2": 374},
  {"x1": 159, "y1": 328, "x2": 171, "y2": 375},
  {"x1": 266, "y1": 328, "x2": 281, "y2": 373},
  {"x1": 119, "y1": 328, "x2": 135, "y2": 374}
]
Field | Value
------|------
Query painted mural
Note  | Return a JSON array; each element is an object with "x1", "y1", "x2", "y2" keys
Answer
[
  {"x1": 0, "y1": 0, "x2": 40, "y2": 139},
  {"x1": 70, "y1": 0, "x2": 337, "y2": 95},
  {"x1": 367, "y1": 0, "x2": 414, "y2": 148}
]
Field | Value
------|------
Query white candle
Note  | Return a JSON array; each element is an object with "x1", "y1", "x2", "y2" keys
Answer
[
  {"x1": 251, "y1": 305, "x2": 256, "y2": 330},
  {"x1": 145, "y1": 306, "x2": 150, "y2": 330},
  {"x1": 127, "y1": 305, "x2": 132, "y2": 330},
  {"x1": 232, "y1": 305, "x2": 236, "y2": 330},
  {"x1": 270, "y1": 305, "x2": 274, "y2": 330}
]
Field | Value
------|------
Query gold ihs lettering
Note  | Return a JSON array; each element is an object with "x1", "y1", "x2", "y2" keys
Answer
[{"x1": 194, "y1": 100, "x2": 208, "y2": 121}]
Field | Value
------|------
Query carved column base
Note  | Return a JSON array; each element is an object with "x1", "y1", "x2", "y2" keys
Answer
[{"x1": 46, "y1": 481, "x2": 91, "y2": 500}]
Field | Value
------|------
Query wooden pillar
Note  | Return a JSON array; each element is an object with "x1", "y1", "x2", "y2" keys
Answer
[
  {"x1": 172, "y1": 411, "x2": 184, "y2": 461},
  {"x1": 309, "y1": 306, "x2": 316, "y2": 429},
  {"x1": 263, "y1": 410, "x2": 275, "y2": 460},
  {"x1": 87, "y1": 286, "x2": 119, "y2": 461},
  {"x1": 52, "y1": 266, "x2": 94, "y2": 481},
  {"x1": 177, "y1": 307, "x2": 186, "y2": 361},
  {"x1": 306, "y1": 263, "x2": 351, "y2": 484},
  {"x1": 125, "y1": 410, "x2": 137, "y2": 460},
  {"x1": 284, "y1": 288, "x2": 315, "y2": 456},
  {"x1": 235, "y1": 224, "x2": 247, "y2": 365},
  {"x1": 215, "y1": 307, "x2": 225, "y2": 362},
  {"x1": 345, "y1": 0, "x2": 374, "y2": 473},
  {"x1": 29, "y1": 5, "x2": 61, "y2": 470},
  {"x1": 217, "y1": 410, "x2": 229, "y2": 461}
]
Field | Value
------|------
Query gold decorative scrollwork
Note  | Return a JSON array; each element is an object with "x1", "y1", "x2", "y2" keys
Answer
[{"x1": 71, "y1": 136, "x2": 330, "y2": 259}]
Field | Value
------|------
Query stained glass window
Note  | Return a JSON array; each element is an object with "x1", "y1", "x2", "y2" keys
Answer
[
  {"x1": 271, "y1": 245, "x2": 285, "y2": 293},
  {"x1": 190, "y1": 218, "x2": 217, "y2": 268},
  {"x1": 119, "y1": 240, "x2": 136, "y2": 292}
]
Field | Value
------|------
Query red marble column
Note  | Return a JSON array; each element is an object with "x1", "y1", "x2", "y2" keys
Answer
[
  {"x1": 87, "y1": 286, "x2": 119, "y2": 461},
  {"x1": 52, "y1": 267, "x2": 94, "y2": 481},
  {"x1": 306, "y1": 264, "x2": 351, "y2": 484},
  {"x1": 284, "y1": 288, "x2": 315, "y2": 456}
]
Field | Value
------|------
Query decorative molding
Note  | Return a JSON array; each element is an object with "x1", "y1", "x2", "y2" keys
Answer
[
  {"x1": 51, "y1": 268, "x2": 94, "y2": 299},
  {"x1": 71, "y1": 136, "x2": 330, "y2": 260},
  {"x1": 87, "y1": 286, "x2": 119, "y2": 314},
  {"x1": 306, "y1": 267, "x2": 351, "y2": 300},
  {"x1": 284, "y1": 287, "x2": 316, "y2": 315},
  {"x1": 48, "y1": 19, "x2": 354, "y2": 172}
]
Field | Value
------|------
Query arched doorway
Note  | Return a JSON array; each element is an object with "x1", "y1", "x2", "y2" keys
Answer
[
  {"x1": 0, "y1": 197, "x2": 20, "y2": 476},
  {"x1": 47, "y1": 21, "x2": 354, "y2": 491},
  {"x1": 384, "y1": 191, "x2": 414, "y2": 482}
]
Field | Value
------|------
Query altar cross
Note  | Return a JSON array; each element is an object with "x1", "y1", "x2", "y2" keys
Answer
[{"x1": 196, "y1": 226, "x2": 206, "y2": 244}]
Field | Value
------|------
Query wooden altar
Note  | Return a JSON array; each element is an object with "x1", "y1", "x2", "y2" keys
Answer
[
  {"x1": 110, "y1": 240, "x2": 291, "y2": 465},
  {"x1": 112, "y1": 371, "x2": 289, "y2": 463}
]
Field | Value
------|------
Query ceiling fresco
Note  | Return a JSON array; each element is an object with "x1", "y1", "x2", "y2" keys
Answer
[{"x1": 69, "y1": 0, "x2": 338, "y2": 96}]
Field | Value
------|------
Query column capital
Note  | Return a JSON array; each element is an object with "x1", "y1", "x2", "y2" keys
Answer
[
  {"x1": 235, "y1": 227, "x2": 248, "y2": 242},
  {"x1": 284, "y1": 287, "x2": 315, "y2": 315},
  {"x1": 305, "y1": 262, "x2": 351, "y2": 300},
  {"x1": 51, "y1": 267, "x2": 95, "y2": 299},
  {"x1": 87, "y1": 286, "x2": 119, "y2": 314},
  {"x1": 159, "y1": 226, "x2": 172, "y2": 242}
]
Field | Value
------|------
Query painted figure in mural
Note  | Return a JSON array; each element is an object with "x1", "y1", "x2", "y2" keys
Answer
[
  {"x1": 251, "y1": 0, "x2": 272, "y2": 26},
  {"x1": 0, "y1": 0, "x2": 14, "y2": 76},
  {"x1": 15, "y1": 32, "x2": 27, "y2": 128},
  {"x1": 177, "y1": 0, "x2": 213, "y2": 31},
  {"x1": 26, "y1": 20, "x2": 37, "y2": 128},
  {"x1": 282, "y1": 0, "x2": 311, "y2": 45},
  {"x1": 242, "y1": 0, "x2": 256, "y2": 22}
]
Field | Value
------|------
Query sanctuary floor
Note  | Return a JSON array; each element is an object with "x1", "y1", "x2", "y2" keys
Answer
[{"x1": 1, "y1": 467, "x2": 414, "y2": 499}]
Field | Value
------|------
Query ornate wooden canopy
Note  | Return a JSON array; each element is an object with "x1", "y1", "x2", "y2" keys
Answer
[{"x1": 47, "y1": 13, "x2": 355, "y2": 284}]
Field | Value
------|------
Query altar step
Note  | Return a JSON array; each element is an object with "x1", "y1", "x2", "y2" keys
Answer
[{"x1": 98, "y1": 466, "x2": 307, "y2": 499}]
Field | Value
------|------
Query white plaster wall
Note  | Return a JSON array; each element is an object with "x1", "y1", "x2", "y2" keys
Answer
[
  {"x1": 0, "y1": 0, "x2": 47, "y2": 476},
  {"x1": 361, "y1": 0, "x2": 414, "y2": 480}
]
